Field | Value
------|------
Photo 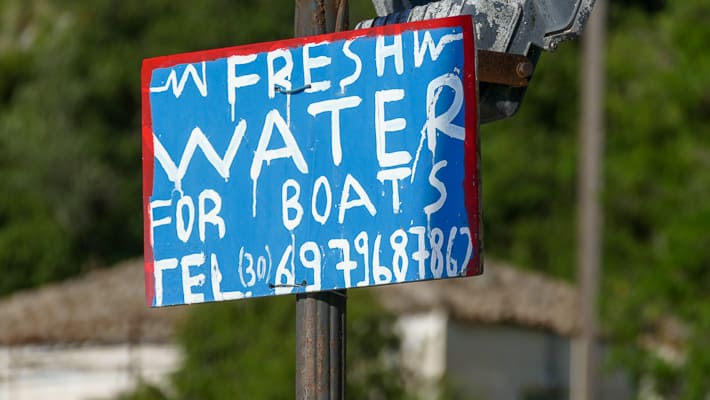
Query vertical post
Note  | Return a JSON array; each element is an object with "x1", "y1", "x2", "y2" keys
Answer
[
  {"x1": 571, "y1": 1, "x2": 606, "y2": 399},
  {"x1": 294, "y1": 1, "x2": 348, "y2": 399}
]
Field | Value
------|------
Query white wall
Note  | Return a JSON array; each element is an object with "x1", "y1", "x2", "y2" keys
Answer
[
  {"x1": 0, "y1": 344, "x2": 180, "y2": 400},
  {"x1": 445, "y1": 322, "x2": 632, "y2": 400},
  {"x1": 397, "y1": 310, "x2": 448, "y2": 400}
]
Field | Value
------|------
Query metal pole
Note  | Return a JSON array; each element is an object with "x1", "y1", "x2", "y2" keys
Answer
[
  {"x1": 571, "y1": 0, "x2": 606, "y2": 399},
  {"x1": 294, "y1": 1, "x2": 348, "y2": 399},
  {"x1": 296, "y1": 291, "x2": 347, "y2": 400}
]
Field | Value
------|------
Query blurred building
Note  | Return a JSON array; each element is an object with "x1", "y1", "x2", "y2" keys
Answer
[
  {"x1": 0, "y1": 260, "x2": 184, "y2": 400},
  {"x1": 372, "y1": 261, "x2": 631, "y2": 399},
  {"x1": 0, "y1": 259, "x2": 632, "y2": 400}
]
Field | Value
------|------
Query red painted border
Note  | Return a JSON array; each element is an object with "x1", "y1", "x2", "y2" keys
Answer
[
  {"x1": 141, "y1": 16, "x2": 482, "y2": 305},
  {"x1": 142, "y1": 16, "x2": 474, "y2": 71},
  {"x1": 141, "y1": 61, "x2": 156, "y2": 306},
  {"x1": 458, "y1": 17, "x2": 483, "y2": 276}
]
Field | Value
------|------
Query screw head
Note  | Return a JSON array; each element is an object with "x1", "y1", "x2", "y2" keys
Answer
[{"x1": 516, "y1": 61, "x2": 534, "y2": 79}]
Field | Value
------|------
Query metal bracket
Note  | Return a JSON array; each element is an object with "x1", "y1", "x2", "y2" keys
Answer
[
  {"x1": 477, "y1": 50, "x2": 533, "y2": 87},
  {"x1": 367, "y1": 0, "x2": 595, "y2": 54},
  {"x1": 360, "y1": 0, "x2": 596, "y2": 123}
]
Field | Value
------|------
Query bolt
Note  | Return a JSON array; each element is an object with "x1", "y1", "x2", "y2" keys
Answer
[{"x1": 516, "y1": 61, "x2": 534, "y2": 79}]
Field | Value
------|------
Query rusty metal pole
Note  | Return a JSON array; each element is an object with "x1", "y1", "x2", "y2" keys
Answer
[{"x1": 294, "y1": 1, "x2": 348, "y2": 399}]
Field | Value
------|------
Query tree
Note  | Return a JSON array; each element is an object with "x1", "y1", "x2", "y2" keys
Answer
[
  {"x1": 2, "y1": 0, "x2": 708, "y2": 397},
  {"x1": 118, "y1": 290, "x2": 409, "y2": 400},
  {"x1": 482, "y1": 0, "x2": 710, "y2": 396},
  {"x1": 0, "y1": 0, "x2": 372, "y2": 294},
  {"x1": 601, "y1": 2, "x2": 710, "y2": 397}
]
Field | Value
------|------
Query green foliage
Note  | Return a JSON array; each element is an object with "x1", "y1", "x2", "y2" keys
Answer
[
  {"x1": 119, "y1": 290, "x2": 408, "y2": 400},
  {"x1": 603, "y1": 2, "x2": 710, "y2": 397},
  {"x1": 346, "y1": 290, "x2": 409, "y2": 399},
  {"x1": 116, "y1": 383, "x2": 169, "y2": 400},
  {"x1": 480, "y1": 42, "x2": 579, "y2": 279},
  {"x1": 173, "y1": 296, "x2": 296, "y2": 399},
  {"x1": 483, "y1": 0, "x2": 710, "y2": 396},
  {"x1": 0, "y1": 0, "x2": 378, "y2": 295},
  {"x1": 2, "y1": 0, "x2": 709, "y2": 397}
]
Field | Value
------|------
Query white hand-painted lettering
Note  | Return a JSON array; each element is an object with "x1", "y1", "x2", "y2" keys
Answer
[
  {"x1": 153, "y1": 121, "x2": 246, "y2": 193},
  {"x1": 235, "y1": 245, "x2": 271, "y2": 290},
  {"x1": 251, "y1": 110, "x2": 309, "y2": 216},
  {"x1": 390, "y1": 229, "x2": 409, "y2": 282},
  {"x1": 429, "y1": 228, "x2": 444, "y2": 278},
  {"x1": 311, "y1": 176, "x2": 333, "y2": 225},
  {"x1": 329, "y1": 239, "x2": 357, "y2": 287},
  {"x1": 377, "y1": 167, "x2": 411, "y2": 214},
  {"x1": 425, "y1": 73, "x2": 465, "y2": 154},
  {"x1": 148, "y1": 27, "x2": 477, "y2": 303},
  {"x1": 211, "y1": 254, "x2": 245, "y2": 300},
  {"x1": 459, "y1": 227, "x2": 473, "y2": 274},
  {"x1": 175, "y1": 195, "x2": 195, "y2": 243},
  {"x1": 273, "y1": 243, "x2": 296, "y2": 294},
  {"x1": 408, "y1": 226, "x2": 430, "y2": 279},
  {"x1": 150, "y1": 62, "x2": 208, "y2": 98},
  {"x1": 282, "y1": 179, "x2": 304, "y2": 230},
  {"x1": 267, "y1": 49, "x2": 293, "y2": 98},
  {"x1": 149, "y1": 199, "x2": 172, "y2": 246},
  {"x1": 413, "y1": 31, "x2": 463, "y2": 68},
  {"x1": 354, "y1": 231, "x2": 370, "y2": 287},
  {"x1": 372, "y1": 234, "x2": 392, "y2": 284},
  {"x1": 375, "y1": 34, "x2": 403, "y2": 77},
  {"x1": 300, "y1": 241, "x2": 322, "y2": 291},
  {"x1": 375, "y1": 89, "x2": 411, "y2": 168},
  {"x1": 198, "y1": 189, "x2": 226, "y2": 242},
  {"x1": 153, "y1": 258, "x2": 179, "y2": 306},
  {"x1": 227, "y1": 55, "x2": 260, "y2": 121},
  {"x1": 424, "y1": 160, "x2": 448, "y2": 216},
  {"x1": 181, "y1": 253, "x2": 206, "y2": 304},
  {"x1": 303, "y1": 42, "x2": 332, "y2": 92},
  {"x1": 339, "y1": 39, "x2": 362, "y2": 92},
  {"x1": 338, "y1": 174, "x2": 376, "y2": 224},
  {"x1": 307, "y1": 96, "x2": 362, "y2": 166},
  {"x1": 446, "y1": 226, "x2": 458, "y2": 276},
  {"x1": 157, "y1": 190, "x2": 226, "y2": 243},
  {"x1": 238, "y1": 247, "x2": 256, "y2": 287}
]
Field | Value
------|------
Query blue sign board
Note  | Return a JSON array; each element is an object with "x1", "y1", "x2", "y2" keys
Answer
[{"x1": 141, "y1": 16, "x2": 481, "y2": 307}]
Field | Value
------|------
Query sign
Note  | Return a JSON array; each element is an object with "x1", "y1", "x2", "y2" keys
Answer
[{"x1": 141, "y1": 16, "x2": 481, "y2": 307}]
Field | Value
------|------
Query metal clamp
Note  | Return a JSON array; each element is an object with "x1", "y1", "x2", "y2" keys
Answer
[{"x1": 359, "y1": 0, "x2": 596, "y2": 123}]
